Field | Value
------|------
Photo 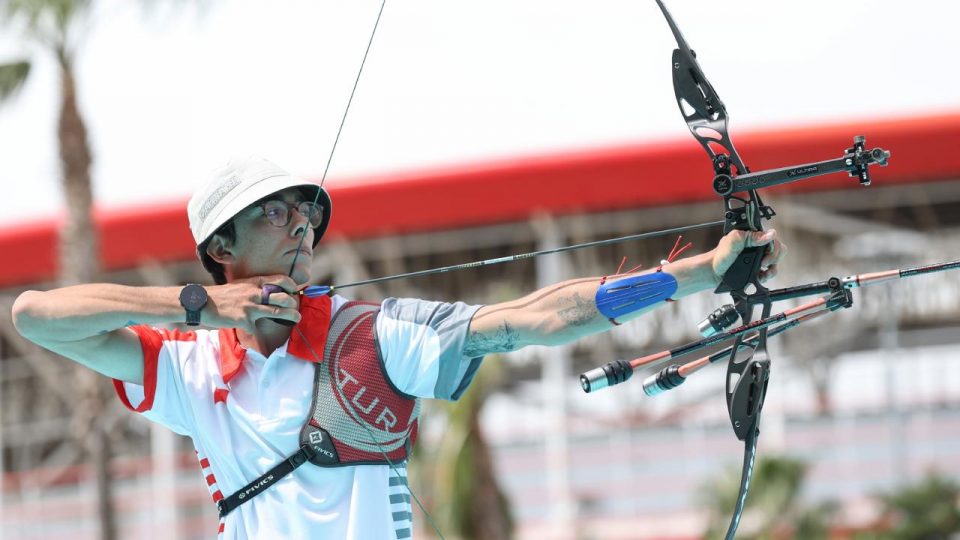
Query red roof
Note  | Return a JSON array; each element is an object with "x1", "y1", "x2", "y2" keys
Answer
[{"x1": 3, "y1": 111, "x2": 959, "y2": 288}]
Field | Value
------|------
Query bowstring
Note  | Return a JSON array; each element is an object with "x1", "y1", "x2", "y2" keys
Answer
[
  {"x1": 287, "y1": 0, "x2": 387, "y2": 277},
  {"x1": 292, "y1": 311, "x2": 446, "y2": 540},
  {"x1": 284, "y1": 2, "x2": 448, "y2": 538}
]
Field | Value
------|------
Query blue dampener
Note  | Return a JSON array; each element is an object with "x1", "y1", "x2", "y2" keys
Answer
[{"x1": 594, "y1": 271, "x2": 678, "y2": 321}]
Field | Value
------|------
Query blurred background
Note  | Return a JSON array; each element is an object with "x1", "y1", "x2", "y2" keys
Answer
[{"x1": 1, "y1": 0, "x2": 959, "y2": 539}]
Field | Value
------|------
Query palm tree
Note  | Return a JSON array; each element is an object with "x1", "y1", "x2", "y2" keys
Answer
[
  {"x1": 1, "y1": 0, "x2": 97, "y2": 284},
  {"x1": 415, "y1": 358, "x2": 514, "y2": 539},
  {"x1": 1, "y1": 1, "x2": 111, "y2": 538}
]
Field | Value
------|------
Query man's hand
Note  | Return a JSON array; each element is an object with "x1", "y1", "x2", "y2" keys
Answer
[
  {"x1": 205, "y1": 275, "x2": 302, "y2": 332},
  {"x1": 709, "y1": 229, "x2": 787, "y2": 286}
]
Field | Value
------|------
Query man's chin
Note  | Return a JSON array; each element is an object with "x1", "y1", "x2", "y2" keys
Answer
[
  {"x1": 248, "y1": 265, "x2": 310, "y2": 287},
  {"x1": 288, "y1": 267, "x2": 312, "y2": 288}
]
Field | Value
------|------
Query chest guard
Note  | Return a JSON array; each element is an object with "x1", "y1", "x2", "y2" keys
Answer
[
  {"x1": 300, "y1": 301, "x2": 421, "y2": 466},
  {"x1": 217, "y1": 301, "x2": 421, "y2": 519}
]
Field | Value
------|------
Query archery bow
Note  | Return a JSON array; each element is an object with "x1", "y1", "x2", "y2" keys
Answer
[
  {"x1": 653, "y1": 2, "x2": 892, "y2": 536},
  {"x1": 655, "y1": 3, "x2": 774, "y2": 536},
  {"x1": 576, "y1": 2, "x2": 889, "y2": 538}
]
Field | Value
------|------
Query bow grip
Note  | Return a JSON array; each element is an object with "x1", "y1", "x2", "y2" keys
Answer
[{"x1": 715, "y1": 245, "x2": 766, "y2": 294}]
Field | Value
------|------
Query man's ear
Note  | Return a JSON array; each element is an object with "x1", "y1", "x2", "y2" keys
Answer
[{"x1": 206, "y1": 234, "x2": 235, "y2": 265}]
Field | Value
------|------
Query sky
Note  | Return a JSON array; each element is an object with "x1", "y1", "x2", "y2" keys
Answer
[{"x1": 1, "y1": 0, "x2": 958, "y2": 227}]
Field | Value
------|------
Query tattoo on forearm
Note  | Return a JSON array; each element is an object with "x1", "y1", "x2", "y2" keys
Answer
[
  {"x1": 464, "y1": 320, "x2": 519, "y2": 357},
  {"x1": 556, "y1": 292, "x2": 598, "y2": 327}
]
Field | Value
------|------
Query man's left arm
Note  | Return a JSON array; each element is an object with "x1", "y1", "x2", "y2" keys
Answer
[{"x1": 463, "y1": 229, "x2": 786, "y2": 357}]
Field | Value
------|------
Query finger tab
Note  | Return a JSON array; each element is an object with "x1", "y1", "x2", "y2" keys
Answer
[{"x1": 261, "y1": 284, "x2": 283, "y2": 305}]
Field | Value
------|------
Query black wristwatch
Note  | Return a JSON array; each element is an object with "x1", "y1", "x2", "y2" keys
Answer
[{"x1": 179, "y1": 284, "x2": 208, "y2": 326}]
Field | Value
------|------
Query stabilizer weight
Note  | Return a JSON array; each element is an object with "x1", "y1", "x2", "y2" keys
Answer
[{"x1": 580, "y1": 359, "x2": 633, "y2": 393}]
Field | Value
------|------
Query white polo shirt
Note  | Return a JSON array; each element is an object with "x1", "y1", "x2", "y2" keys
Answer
[{"x1": 114, "y1": 295, "x2": 483, "y2": 539}]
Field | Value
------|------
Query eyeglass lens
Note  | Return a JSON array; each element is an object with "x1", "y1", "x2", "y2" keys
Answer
[{"x1": 262, "y1": 201, "x2": 323, "y2": 228}]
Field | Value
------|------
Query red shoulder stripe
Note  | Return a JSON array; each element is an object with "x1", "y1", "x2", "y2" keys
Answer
[{"x1": 112, "y1": 326, "x2": 198, "y2": 412}]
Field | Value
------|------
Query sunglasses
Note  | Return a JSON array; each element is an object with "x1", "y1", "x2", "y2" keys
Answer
[{"x1": 257, "y1": 200, "x2": 324, "y2": 229}]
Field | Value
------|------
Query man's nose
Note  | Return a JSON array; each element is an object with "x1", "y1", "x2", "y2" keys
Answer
[{"x1": 290, "y1": 209, "x2": 311, "y2": 239}]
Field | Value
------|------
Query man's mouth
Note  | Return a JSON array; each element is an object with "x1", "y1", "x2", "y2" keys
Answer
[{"x1": 286, "y1": 248, "x2": 312, "y2": 258}]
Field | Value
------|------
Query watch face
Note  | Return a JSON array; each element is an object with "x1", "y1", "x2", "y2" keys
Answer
[{"x1": 180, "y1": 284, "x2": 208, "y2": 311}]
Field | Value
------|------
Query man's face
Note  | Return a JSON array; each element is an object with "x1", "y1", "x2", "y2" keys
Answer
[{"x1": 225, "y1": 187, "x2": 316, "y2": 285}]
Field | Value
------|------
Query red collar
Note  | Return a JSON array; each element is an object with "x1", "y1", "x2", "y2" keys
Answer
[{"x1": 217, "y1": 294, "x2": 332, "y2": 383}]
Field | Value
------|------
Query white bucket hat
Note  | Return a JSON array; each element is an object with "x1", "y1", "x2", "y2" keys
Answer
[{"x1": 188, "y1": 156, "x2": 332, "y2": 268}]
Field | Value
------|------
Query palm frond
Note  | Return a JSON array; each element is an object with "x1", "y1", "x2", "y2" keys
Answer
[
  {"x1": 4, "y1": 0, "x2": 86, "y2": 28},
  {"x1": 2, "y1": 0, "x2": 90, "y2": 46},
  {"x1": 0, "y1": 60, "x2": 31, "y2": 101}
]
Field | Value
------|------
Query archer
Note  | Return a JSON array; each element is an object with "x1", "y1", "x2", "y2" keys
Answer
[{"x1": 11, "y1": 155, "x2": 786, "y2": 538}]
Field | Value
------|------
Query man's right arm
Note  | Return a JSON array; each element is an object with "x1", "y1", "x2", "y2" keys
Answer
[
  {"x1": 11, "y1": 277, "x2": 302, "y2": 385},
  {"x1": 13, "y1": 284, "x2": 196, "y2": 385}
]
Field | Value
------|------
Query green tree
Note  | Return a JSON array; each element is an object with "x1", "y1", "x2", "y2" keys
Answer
[
  {"x1": 855, "y1": 472, "x2": 960, "y2": 540},
  {"x1": 0, "y1": 59, "x2": 30, "y2": 98},
  {"x1": 700, "y1": 455, "x2": 837, "y2": 540}
]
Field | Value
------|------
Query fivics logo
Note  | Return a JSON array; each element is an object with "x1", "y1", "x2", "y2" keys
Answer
[{"x1": 237, "y1": 474, "x2": 274, "y2": 500}]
